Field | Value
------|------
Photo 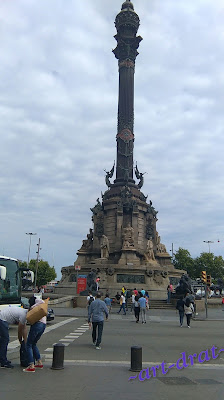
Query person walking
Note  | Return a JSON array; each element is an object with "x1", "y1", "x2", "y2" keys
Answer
[
  {"x1": 23, "y1": 296, "x2": 46, "y2": 372},
  {"x1": 131, "y1": 291, "x2": 135, "y2": 312},
  {"x1": 96, "y1": 277, "x2": 100, "y2": 291},
  {"x1": 167, "y1": 285, "x2": 171, "y2": 304},
  {"x1": 138, "y1": 293, "x2": 147, "y2": 324},
  {"x1": 87, "y1": 291, "x2": 95, "y2": 310},
  {"x1": 86, "y1": 291, "x2": 95, "y2": 321},
  {"x1": 115, "y1": 292, "x2": 121, "y2": 304},
  {"x1": 134, "y1": 294, "x2": 140, "y2": 323},
  {"x1": 104, "y1": 294, "x2": 112, "y2": 313},
  {"x1": 0, "y1": 307, "x2": 27, "y2": 368},
  {"x1": 176, "y1": 296, "x2": 185, "y2": 327},
  {"x1": 88, "y1": 293, "x2": 108, "y2": 350},
  {"x1": 124, "y1": 287, "x2": 128, "y2": 311},
  {"x1": 184, "y1": 297, "x2": 194, "y2": 328},
  {"x1": 145, "y1": 295, "x2": 149, "y2": 310},
  {"x1": 186, "y1": 292, "x2": 197, "y2": 317},
  {"x1": 117, "y1": 293, "x2": 126, "y2": 315}
]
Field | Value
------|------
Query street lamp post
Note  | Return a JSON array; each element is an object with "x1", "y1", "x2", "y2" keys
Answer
[
  {"x1": 203, "y1": 240, "x2": 214, "y2": 253},
  {"x1": 170, "y1": 243, "x2": 174, "y2": 261},
  {"x1": 26, "y1": 233, "x2": 37, "y2": 268},
  {"x1": 34, "y1": 238, "x2": 41, "y2": 291}
]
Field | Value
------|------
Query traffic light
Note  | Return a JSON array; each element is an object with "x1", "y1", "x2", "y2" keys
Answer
[
  {"x1": 207, "y1": 275, "x2": 211, "y2": 286},
  {"x1": 201, "y1": 270, "x2": 207, "y2": 283}
]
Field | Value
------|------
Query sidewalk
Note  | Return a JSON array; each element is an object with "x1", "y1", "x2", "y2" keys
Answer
[{"x1": 54, "y1": 306, "x2": 224, "y2": 321}]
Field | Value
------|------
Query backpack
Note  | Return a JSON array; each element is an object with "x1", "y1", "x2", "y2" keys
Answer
[
  {"x1": 20, "y1": 340, "x2": 29, "y2": 368},
  {"x1": 88, "y1": 296, "x2": 94, "y2": 306}
]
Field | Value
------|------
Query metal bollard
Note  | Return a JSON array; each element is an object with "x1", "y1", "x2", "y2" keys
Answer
[
  {"x1": 130, "y1": 346, "x2": 142, "y2": 371},
  {"x1": 51, "y1": 343, "x2": 65, "y2": 370}
]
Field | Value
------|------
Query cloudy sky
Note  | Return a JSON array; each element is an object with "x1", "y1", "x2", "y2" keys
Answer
[{"x1": 1, "y1": 0, "x2": 223, "y2": 279}]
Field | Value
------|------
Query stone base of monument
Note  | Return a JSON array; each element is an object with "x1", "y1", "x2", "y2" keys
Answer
[
  {"x1": 118, "y1": 249, "x2": 140, "y2": 266},
  {"x1": 57, "y1": 259, "x2": 185, "y2": 301},
  {"x1": 90, "y1": 258, "x2": 109, "y2": 264}
]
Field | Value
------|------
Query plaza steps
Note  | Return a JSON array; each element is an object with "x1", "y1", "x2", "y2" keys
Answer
[
  {"x1": 112, "y1": 299, "x2": 175, "y2": 309},
  {"x1": 149, "y1": 300, "x2": 175, "y2": 309}
]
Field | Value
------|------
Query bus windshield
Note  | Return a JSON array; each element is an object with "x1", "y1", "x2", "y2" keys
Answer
[{"x1": 0, "y1": 257, "x2": 21, "y2": 305}]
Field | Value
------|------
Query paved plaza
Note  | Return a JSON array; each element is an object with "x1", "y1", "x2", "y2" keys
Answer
[{"x1": 1, "y1": 308, "x2": 224, "y2": 400}]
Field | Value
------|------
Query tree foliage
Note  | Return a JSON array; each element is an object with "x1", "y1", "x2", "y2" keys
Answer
[
  {"x1": 194, "y1": 253, "x2": 224, "y2": 281},
  {"x1": 173, "y1": 248, "x2": 224, "y2": 281},
  {"x1": 173, "y1": 248, "x2": 195, "y2": 277},
  {"x1": 19, "y1": 259, "x2": 57, "y2": 287}
]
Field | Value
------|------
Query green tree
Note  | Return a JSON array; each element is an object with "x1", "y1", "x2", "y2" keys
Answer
[
  {"x1": 18, "y1": 260, "x2": 28, "y2": 269},
  {"x1": 26, "y1": 259, "x2": 56, "y2": 287},
  {"x1": 173, "y1": 248, "x2": 196, "y2": 278},
  {"x1": 194, "y1": 252, "x2": 224, "y2": 281},
  {"x1": 173, "y1": 249, "x2": 224, "y2": 281}
]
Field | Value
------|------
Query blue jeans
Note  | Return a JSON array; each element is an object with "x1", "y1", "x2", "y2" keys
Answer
[
  {"x1": 118, "y1": 304, "x2": 126, "y2": 314},
  {"x1": 26, "y1": 322, "x2": 46, "y2": 365},
  {"x1": 0, "y1": 319, "x2": 9, "y2": 364},
  {"x1": 92, "y1": 321, "x2": 104, "y2": 346},
  {"x1": 179, "y1": 311, "x2": 184, "y2": 326}
]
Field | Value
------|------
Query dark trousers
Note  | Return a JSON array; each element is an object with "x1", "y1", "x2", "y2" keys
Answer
[
  {"x1": 92, "y1": 321, "x2": 104, "y2": 346},
  {"x1": 179, "y1": 311, "x2": 184, "y2": 326},
  {"x1": 125, "y1": 299, "x2": 128, "y2": 310},
  {"x1": 186, "y1": 313, "x2": 192, "y2": 326},
  {"x1": 0, "y1": 319, "x2": 9, "y2": 365},
  {"x1": 167, "y1": 291, "x2": 171, "y2": 304},
  {"x1": 134, "y1": 306, "x2": 140, "y2": 322}
]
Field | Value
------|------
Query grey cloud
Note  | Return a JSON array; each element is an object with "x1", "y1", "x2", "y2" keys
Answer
[{"x1": 0, "y1": 0, "x2": 224, "y2": 277}]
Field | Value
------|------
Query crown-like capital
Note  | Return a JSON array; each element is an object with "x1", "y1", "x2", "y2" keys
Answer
[
  {"x1": 113, "y1": 1, "x2": 142, "y2": 62},
  {"x1": 115, "y1": 1, "x2": 140, "y2": 35}
]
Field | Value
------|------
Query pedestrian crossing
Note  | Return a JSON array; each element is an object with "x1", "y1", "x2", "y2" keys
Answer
[
  {"x1": 8, "y1": 317, "x2": 78, "y2": 351},
  {"x1": 43, "y1": 322, "x2": 90, "y2": 361}
]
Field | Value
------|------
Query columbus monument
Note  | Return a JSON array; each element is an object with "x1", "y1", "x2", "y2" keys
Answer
[{"x1": 59, "y1": 1, "x2": 183, "y2": 298}]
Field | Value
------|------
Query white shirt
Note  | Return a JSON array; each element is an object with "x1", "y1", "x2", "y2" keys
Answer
[
  {"x1": 184, "y1": 304, "x2": 194, "y2": 314},
  {"x1": 0, "y1": 307, "x2": 27, "y2": 325},
  {"x1": 121, "y1": 295, "x2": 126, "y2": 304},
  {"x1": 87, "y1": 295, "x2": 95, "y2": 303},
  {"x1": 132, "y1": 294, "x2": 135, "y2": 303}
]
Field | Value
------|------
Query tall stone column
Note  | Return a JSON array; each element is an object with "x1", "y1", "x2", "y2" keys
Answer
[{"x1": 113, "y1": 1, "x2": 142, "y2": 186}]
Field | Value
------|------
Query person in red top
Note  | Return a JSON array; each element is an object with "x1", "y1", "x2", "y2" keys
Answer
[
  {"x1": 133, "y1": 288, "x2": 138, "y2": 296},
  {"x1": 96, "y1": 277, "x2": 100, "y2": 291}
]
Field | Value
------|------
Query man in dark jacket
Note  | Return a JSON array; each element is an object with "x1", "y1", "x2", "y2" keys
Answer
[
  {"x1": 176, "y1": 296, "x2": 185, "y2": 327},
  {"x1": 88, "y1": 293, "x2": 108, "y2": 350}
]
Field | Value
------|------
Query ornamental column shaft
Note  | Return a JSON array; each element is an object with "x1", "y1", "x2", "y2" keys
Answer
[{"x1": 113, "y1": 1, "x2": 142, "y2": 185}]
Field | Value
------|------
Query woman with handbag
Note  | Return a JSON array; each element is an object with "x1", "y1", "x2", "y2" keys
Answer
[{"x1": 23, "y1": 296, "x2": 46, "y2": 372}]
